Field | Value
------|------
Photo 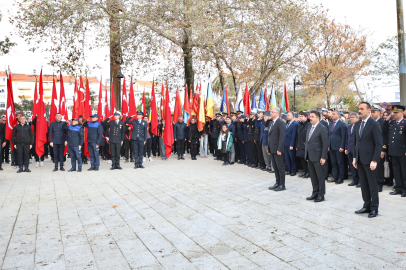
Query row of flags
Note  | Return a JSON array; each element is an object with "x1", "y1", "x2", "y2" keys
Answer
[{"x1": 5, "y1": 70, "x2": 291, "y2": 158}]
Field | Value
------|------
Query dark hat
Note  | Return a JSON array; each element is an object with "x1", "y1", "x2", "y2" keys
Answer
[
  {"x1": 91, "y1": 114, "x2": 99, "y2": 118},
  {"x1": 339, "y1": 111, "x2": 344, "y2": 116},
  {"x1": 137, "y1": 111, "x2": 144, "y2": 115},
  {"x1": 239, "y1": 115, "x2": 245, "y2": 119},
  {"x1": 230, "y1": 112, "x2": 237, "y2": 116},
  {"x1": 72, "y1": 118, "x2": 78, "y2": 121},
  {"x1": 371, "y1": 105, "x2": 382, "y2": 112},
  {"x1": 264, "y1": 111, "x2": 271, "y2": 117},
  {"x1": 215, "y1": 112, "x2": 222, "y2": 117},
  {"x1": 392, "y1": 105, "x2": 405, "y2": 112},
  {"x1": 237, "y1": 110, "x2": 244, "y2": 114},
  {"x1": 281, "y1": 114, "x2": 287, "y2": 121},
  {"x1": 294, "y1": 112, "x2": 299, "y2": 118},
  {"x1": 114, "y1": 111, "x2": 121, "y2": 116}
]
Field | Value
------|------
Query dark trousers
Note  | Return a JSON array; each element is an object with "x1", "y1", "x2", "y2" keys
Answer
[
  {"x1": 244, "y1": 142, "x2": 251, "y2": 164},
  {"x1": 144, "y1": 138, "x2": 152, "y2": 158},
  {"x1": 132, "y1": 139, "x2": 144, "y2": 165},
  {"x1": 285, "y1": 146, "x2": 297, "y2": 173},
  {"x1": 190, "y1": 143, "x2": 198, "y2": 158},
  {"x1": 53, "y1": 144, "x2": 65, "y2": 168},
  {"x1": 124, "y1": 140, "x2": 133, "y2": 160},
  {"x1": 330, "y1": 149, "x2": 345, "y2": 180},
  {"x1": 238, "y1": 140, "x2": 246, "y2": 163},
  {"x1": 210, "y1": 136, "x2": 215, "y2": 154},
  {"x1": 300, "y1": 157, "x2": 308, "y2": 174},
  {"x1": 152, "y1": 136, "x2": 159, "y2": 156},
  {"x1": 81, "y1": 144, "x2": 88, "y2": 162},
  {"x1": 347, "y1": 153, "x2": 359, "y2": 183},
  {"x1": 308, "y1": 159, "x2": 326, "y2": 196},
  {"x1": 0, "y1": 139, "x2": 3, "y2": 166},
  {"x1": 110, "y1": 142, "x2": 121, "y2": 167},
  {"x1": 391, "y1": 156, "x2": 406, "y2": 193},
  {"x1": 88, "y1": 143, "x2": 100, "y2": 168},
  {"x1": 222, "y1": 152, "x2": 230, "y2": 163},
  {"x1": 357, "y1": 162, "x2": 379, "y2": 211},
  {"x1": 256, "y1": 141, "x2": 265, "y2": 167},
  {"x1": 3, "y1": 141, "x2": 10, "y2": 162},
  {"x1": 249, "y1": 140, "x2": 257, "y2": 164},
  {"x1": 16, "y1": 143, "x2": 30, "y2": 168},
  {"x1": 270, "y1": 152, "x2": 285, "y2": 186},
  {"x1": 377, "y1": 156, "x2": 385, "y2": 187},
  {"x1": 385, "y1": 158, "x2": 394, "y2": 184},
  {"x1": 234, "y1": 139, "x2": 240, "y2": 161},
  {"x1": 176, "y1": 140, "x2": 185, "y2": 156},
  {"x1": 69, "y1": 146, "x2": 82, "y2": 169}
]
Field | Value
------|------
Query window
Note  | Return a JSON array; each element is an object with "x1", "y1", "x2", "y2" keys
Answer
[{"x1": 0, "y1": 103, "x2": 5, "y2": 108}]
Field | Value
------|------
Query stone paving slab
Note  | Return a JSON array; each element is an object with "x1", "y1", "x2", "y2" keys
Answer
[{"x1": 0, "y1": 155, "x2": 406, "y2": 269}]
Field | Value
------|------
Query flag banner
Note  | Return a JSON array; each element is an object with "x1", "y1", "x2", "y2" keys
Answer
[
  {"x1": 197, "y1": 90, "x2": 205, "y2": 131},
  {"x1": 97, "y1": 81, "x2": 103, "y2": 122},
  {"x1": 35, "y1": 70, "x2": 48, "y2": 158},
  {"x1": 163, "y1": 86, "x2": 174, "y2": 157},
  {"x1": 220, "y1": 88, "x2": 227, "y2": 114},
  {"x1": 122, "y1": 77, "x2": 128, "y2": 122},
  {"x1": 6, "y1": 72, "x2": 17, "y2": 152},
  {"x1": 110, "y1": 80, "x2": 116, "y2": 120},
  {"x1": 128, "y1": 77, "x2": 137, "y2": 116},
  {"x1": 142, "y1": 88, "x2": 146, "y2": 116},
  {"x1": 234, "y1": 85, "x2": 243, "y2": 113},
  {"x1": 259, "y1": 90, "x2": 266, "y2": 111},
  {"x1": 264, "y1": 87, "x2": 270, "y2": 111},
  {"x1": 150, "y1": 80, "x2": 159, "y2": 135},
  {"x1": 173, "y1": 85, "x2": 182, "y2": 123},
  {"x1": 243, "y1": 84, "x2": 250, "y2": 116},
  {"x1": 49, "y1": 77, "x2": 58, "y2": 126},
  {"x1": 206, "y1": 74, "x2": 215, "y2": 119},
  {"x1": 184, "y1": 83, "x2": 191, "y2": 124},
  {"x1": 59, "y1": 73, "x2": 69, "y2": 155},
  {"x1": 251, "y1": 91, "x2": 257, "y2": 113},
  {"x1": 225, "y1": 86, "x2": 230, "y2": 114},
  {"x1": 270, "y1": 84, "x2": 277, "y2": 109},
  {"x1": 78, "y1": 76, "x2": 85, "y2": 118}
]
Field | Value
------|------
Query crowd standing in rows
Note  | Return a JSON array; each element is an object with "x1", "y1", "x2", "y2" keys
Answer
[{"x1": 1, "y1": 102, "x2": 405, "y2": 218}]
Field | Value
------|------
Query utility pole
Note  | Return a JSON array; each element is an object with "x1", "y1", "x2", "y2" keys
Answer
[{"x1": 397, "y1": 0, "x2": 406, "y2": 105}]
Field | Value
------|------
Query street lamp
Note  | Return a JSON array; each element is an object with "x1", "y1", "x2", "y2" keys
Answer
[
  {"x1": 116, "y1": 69, "x2": 124, "y2": 111},
  {"x1": 293, "y1": 75, "x2": 303, "y2": 112}
]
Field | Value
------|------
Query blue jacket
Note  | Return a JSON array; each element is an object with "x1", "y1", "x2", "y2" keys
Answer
[
  {"x1": 83, "y1": 121, "x2": 104, "y2": 145},
  {"x1": 345, "y1": 124, "x2": 355, "y2": 155},
  {"x1": 49, "y1": 121, "x2": 67, "y2": 144},
  {"x1": 125, "y1": 117, "x2": 148, "y2": 141},
  {"x1": 174, "y1": 122, "x2": 187, "y2": 140},
  {"x1": 65, "y1": 124, "x2": 84, "y2": 147},
  {"x1": 226, "y1": 123, "x2": 235, "y2": 135},
  {"x1": 261, "y1": 120, "x2": 271, "y2": 146},
  {"x1": 329, "y1": 120, "x2": 347, "y2": 150},
  {"x1": 284, "y1": 120, "x2": 298, "y2": 148}
]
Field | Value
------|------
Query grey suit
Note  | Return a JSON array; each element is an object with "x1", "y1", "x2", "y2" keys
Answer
[
  {"x1": 267, "y1": 118, "x2": 286, "y2": 187},
  {"x1": 305, "y1": 123, "x2": 329, "y2": 196}
]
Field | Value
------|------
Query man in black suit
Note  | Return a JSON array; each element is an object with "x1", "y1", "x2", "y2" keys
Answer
[
  {"x1": 353, "y1": 102, "x2": 383, "y2": 218},
  {"x1": 305, "y1": 110, "x2": 328, "y2": 202},
  {"x1": 327, "y1": 110, "x2": 347, "y2": 184},
  {"x1": 345, "y1": 112, "x2": 360, "y2": 187},
  {"x1": 370, "y1": 105, "x2": 386, "y2": 192},
  {"x1": 267, "y1": 108, "x2": 286, "y2": 191}
]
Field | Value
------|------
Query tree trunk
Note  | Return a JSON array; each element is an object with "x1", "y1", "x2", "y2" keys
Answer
[
  {"x1": 183, "y1": 29, "x2": 194, "y2": 96},
  {"x1": 109, "y1": 1, "x2": 121, "y2": 110}
]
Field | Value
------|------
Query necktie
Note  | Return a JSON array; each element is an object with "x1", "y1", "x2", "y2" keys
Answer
[
  {"x1": 331, "y1": 121, "x2": 336, "y2": 132},
  {"x1": 286, "y1": 122, "x2": 290, "y2": 130},
  {"x1": 359, "y1": 121, "x2": 365, "y2": 137},
  {"x1": 308, "y1": 126, "x2": 315, "y2": 141},
  {"x1": 269, "y1": 121, "x2": 275, "y2": 133},
  {"x1": 351, "y1": 125, "x2": 353, "y2": 135}
]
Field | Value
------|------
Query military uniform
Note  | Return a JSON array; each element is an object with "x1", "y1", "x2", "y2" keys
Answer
[
  {"x1": 102, "y1": 117, "x2": 125, "y2": 169},
  {"x1": 254, "y1": 117, "x2": 265, "y2": 169},
  {"x1": 386, "y1": 106, "x2": 406, "y2": 196},
  {"x1": 49, "y1": 120, "x2": 67, "y2": 170},
  {"x1": 248, "y1": 116, "x2": 257, "y2": 167},
  {"x1": 82, "y1": 116, "x2": 104, "y2": 170},
  {"x1": 125, "y1": 113, "x2": 148, "y2": 168},
  {"x1": 243, "y1": 119, "x2": 252, "y2": 165}
]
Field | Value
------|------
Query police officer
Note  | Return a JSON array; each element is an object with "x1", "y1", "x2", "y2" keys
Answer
[
  {"x1": 211, "y1": 113, "x2": 222, "y2": 160},
  {"x1": 243, "y1": 115, "x2": 252, "y2": 166},
  {"x1": 12, "y1": 114, "x2": 33, "y2": 173},
  {"x1": 103, "y1": 112, "x2": 125, "y2": 170},
  {"x1": 64, "y1": 118, "x2": 84, "y2": 172},
  {"x1": 255, "y1": 110, "x2": 266, "y2": 170},
  {"x1": 248, "y1": 111, "x2": 257, "y2": 167},
  {"x1": 125, "y1": 111, "x2": 148, "y2": 169},
  {"x1": 83, "y1": 114, "x2": 104, "y2": 171},
  {"x1": 386, "y1": 105, "x2": 406, "y2": 197},
  {"x1": 49, "y1": 112, "x2": 67, "y2": 171},
  {"x1": 236, "y1": 115, "x2": 246, "y2": 164}
]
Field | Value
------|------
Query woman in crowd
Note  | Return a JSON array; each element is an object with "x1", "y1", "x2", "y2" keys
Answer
[{"x1": 217, "y1": 125, "x2": 233, "y2": 166}]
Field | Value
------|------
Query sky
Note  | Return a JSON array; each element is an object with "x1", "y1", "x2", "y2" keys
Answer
[{"x1": 0, "y1": 0, "x2": 400, "y2": 102}]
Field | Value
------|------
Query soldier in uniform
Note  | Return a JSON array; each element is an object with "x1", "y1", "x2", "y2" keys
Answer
[
  {"x1": 236, "y1": 115, "x2": 246, "y2": 164},
  {"x1": 125, "y1": 111, "x2": 148, "y2": 169},
  {"x1": 64, "y1": 118, "x2": 84, "y2": 172},
  {"x1": 211, "y1": 113, "x2": 222, "y2": 160},
  {"x1": 123, "y1": 121, "x2": 134, "y2": 163},
  {"x1": 231, "y1": 112, "x2": 240, "y2": 162},
  {"x1": 103, "y1": 112, "x2": 125, "y2": 170},
  {"x1": 255, "y1": 110, "x2": 266, "y2": 170},
  {"x1": 248, "y1": 111, "x2": 258, "y2": 167},
  {"x1": 243, "y1": 115, "x2": 252, "y2": 166},
  {"x1": 371, "y1": 105, "x2": 386, "y2": 192},
  {"x1": 49, "y1": 113, "x2": 67, "y2": 171},
  {"x1": 83, "y1": 114, "x2": 104, "y2": 171},
  {"x1": 385, "y1": 105, "x2": 406, "y2": 197}
]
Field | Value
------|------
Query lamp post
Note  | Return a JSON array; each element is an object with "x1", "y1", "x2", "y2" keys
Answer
[
  {"x1": 293, "y1": 75, "x2": 303, "y2": 112},
  {"x1": 116, "y1": 69, "x2": 124, "y2": 111}
]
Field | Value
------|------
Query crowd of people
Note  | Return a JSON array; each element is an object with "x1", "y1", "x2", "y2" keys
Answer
[{"x1": 1, "y1": 102, "x2": 405, "y2": 218}]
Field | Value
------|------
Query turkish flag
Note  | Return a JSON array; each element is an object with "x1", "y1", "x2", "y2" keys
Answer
[
  {"x1": 160, "y1": 83, "x2": 165, "y2": 119},
  {"x1": 104, "y1": 86, "x2": 110, "y2": 121},
  {"x1": 173, "y1": 85, "x2": 182, "y2": 123},
  {"x1": 110, "y1": 80, "x2": 116, "y2": 120},
  {"x1": 121, "y1": 77, "x2": 128, "y2": 122},
  {"x1": 163, "y1": 86, "x2": 174, "y2": 158},
  {"x1": 78, "y1": 76, "x2": 86, "y2": 118},
  {"x1": 192, "y1": 84, "x2": 200, "y2": 116},
  {"x1": 35, "y1": 70, "x2": 48, "y2": 157},
  {"x1": 84, "y1": 77, "x2": 92, "y2": 158},
  {"x1": 49, "y1": 77, "x2": 58, "y2": 126},
  {"x1": 128, "y1": 77, "x2": 137, "y2": 117},
  {"x1": 73, "y1": 77, "x2": 79, "y2": 119},
  {"x1": 59, "y1": 73, "x2": 69, "y2": 155},
  {"x1": 5, "y1": 72, "x2": 17, "y2": 152},
  {"x1": 31, "y1": 81, "x2": 38, "y2": 134},
  {"x1": 243, "y1": 84, "x2": 251, "y2": 116}
]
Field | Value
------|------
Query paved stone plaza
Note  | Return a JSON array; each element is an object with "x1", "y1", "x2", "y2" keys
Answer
[{"x1": 0, "y1": 156, "x2": 406, "y2": 270}]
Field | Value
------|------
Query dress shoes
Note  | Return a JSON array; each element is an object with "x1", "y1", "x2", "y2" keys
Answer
[
  {"x1": 138, "y1": 165, "x2": 145, "y2": 168},
  {"x1": 290, "y1": 172, "x2": 296, "y2": 176},
  {"x1": 250, "y1": 164, "x2": 258, "y2": 168},
  {"x1": 314, "y1": 196, "x2": 324, "y2": 202},
  {"x1": 298, "y1": 172, "x2": 305, "y2": 178},
  {"x1": 110, "y1": 167, "x2": 115, "y2": 170},
  {"x1": 335, "y1": 180, "x2": 343, "y2": 184},
  {"x1": 116, "y1": 166, "x2": 123, "y2": 169},
  {"x1": 268, "y1": 169, "x2": 275, "y2": 173},
  {"x1": 401, "y1": 193, "x2": 406, "y2": 197},
  {"x1": 348, "y1": 181, "x2": 357, "y2": 186},
  {"x1": 302, "y1": 173, "x2": 310, "y2": 178},
  {"x1": 306, "y1": 194, "x2": 318, "y2": 200},
  {"x1": 268, "y1": 183, "x2": 278, "y2": 190},
  {"x1": 17, "y1": 168, "x2": 24, "y2": 173},
  {"x1": 77, "y1": 168, "x2": 82, "y2": 172},
  {"x1": 274, "y1": 185, "x2": 286, "y2": 191},
  {"x1": 285, "y1": 171, "x2": 291, "y2": 175},
  {"x1": 378, "y1": 186, "x2": 382, "y2": 192},
  {"x1": 53, "y1": 168, "x2": 58, "y2": 172},
  {"x1": 60, "y1": 167, "x2": 65, "y2": 171},
  {"x1": 94, "y1": 167, "x2": 99, "y2": 171},
  {"x1": 0, "y1": 167, "x2": 3, "y2": 171},
  {"x1": 134, "y1": 165, "x2": 138, "y2": 169},
  {"x1": 327, "y1": 178, "x2": 337, "y2": 183},
  {"x1": 88, "y1": 167, "x2": 95, "y2": 171},
  {"x1": 368, "y1": 210, "x2": 378, "y2": 218},
  {"x1": 355, "y1": 208, "x2": 371, "y2": 214},
  {"x1": 68, "y1": 168, "x2": 76, "y2": 172},
  {"x1": 389, "y1": 191, "x2": 402, "y2": 195},
  {"x1": 25, "y1": 168, "x2": 31, "y2": 173},
  {"x1": 261, "y1": 167, "x2": 267, "y2": 171},
  {"x1": 356, "y1": 183, "x2": 361, "y2": 188}
]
